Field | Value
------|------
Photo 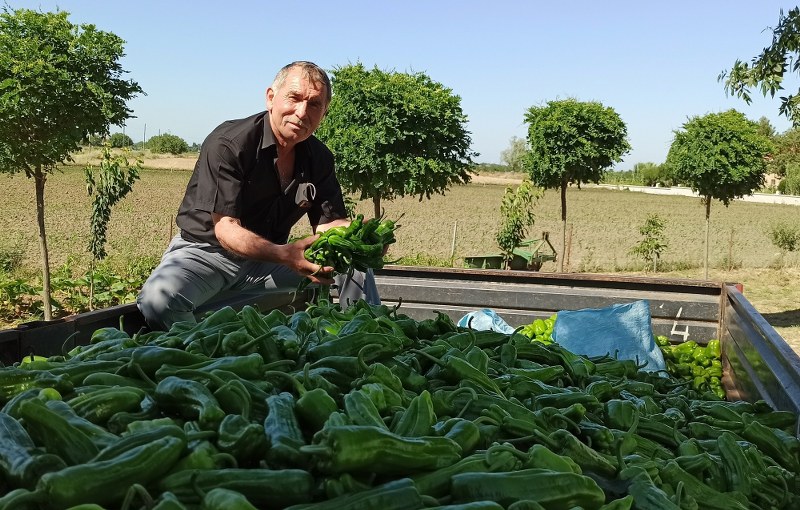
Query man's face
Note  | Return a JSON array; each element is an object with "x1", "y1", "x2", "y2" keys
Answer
[{"x1": 266, "y1": 68, "x2": 328, "y2": 147}]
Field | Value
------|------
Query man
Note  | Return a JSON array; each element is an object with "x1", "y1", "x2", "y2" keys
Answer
[{"x1": 137, "y1": 61, "x2": 379, "y2": 331}]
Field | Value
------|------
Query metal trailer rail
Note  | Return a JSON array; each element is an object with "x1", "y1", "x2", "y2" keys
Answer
[{"x1": 1, "y1": 265, "x2": 798, "y2": 414}]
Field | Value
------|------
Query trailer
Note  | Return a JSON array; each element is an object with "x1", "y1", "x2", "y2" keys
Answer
[{"x1": 1, "y1": 265, "x2": 798, "y2": 413}]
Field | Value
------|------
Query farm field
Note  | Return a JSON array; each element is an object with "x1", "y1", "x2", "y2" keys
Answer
[{"x1": 1, "y1": 164, "x2": 798, "y2": 350}]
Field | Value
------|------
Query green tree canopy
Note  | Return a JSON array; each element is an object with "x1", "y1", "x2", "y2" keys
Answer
[
  {"x1": 665, "y1": 109, "x2": 773, "y2": 277},
  {"x1": 148, "y1": 133, "x2": 188, "y2": 154},
  {"x1": 523, "y1": 98, "x2": 630, "y2": 271},
  {"x1": 0, "y1": 7, "x2": 143, "y2": 319},
  {"x1": 721, "y1": 7, "x2": 800, "y2": 125},
  {"x1": 316, "y1": 63, "x2": 477, "y2": 217},
  {"x1": 109, "y1": 132, "x2": 133, "y2": 148}
]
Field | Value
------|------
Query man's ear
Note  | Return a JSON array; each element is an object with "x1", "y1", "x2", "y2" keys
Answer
[{"x1": 265, "y1": 87, "x2": 274, "y2": 111}]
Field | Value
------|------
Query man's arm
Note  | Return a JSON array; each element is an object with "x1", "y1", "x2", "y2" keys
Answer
[
  {"x1": 212, "y1": 213, "x2": 334, "y2": 283},
  {"x1": 313, "y1": 217, "x2": 350, "y2": 234}
]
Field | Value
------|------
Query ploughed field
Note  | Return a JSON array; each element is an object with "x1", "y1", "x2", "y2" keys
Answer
[{"x1": 0, "y1": 166, "x2": 798, "y2": 348}]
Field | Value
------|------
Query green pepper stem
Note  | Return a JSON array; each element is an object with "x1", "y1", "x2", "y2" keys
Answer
[{"x1": 120, "y1": 483, "x2": 153, "y2": 510}]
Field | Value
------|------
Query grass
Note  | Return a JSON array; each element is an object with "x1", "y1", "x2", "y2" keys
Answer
[{"x1": 1, "y1": 165, "x2": 798, "y2": 348}]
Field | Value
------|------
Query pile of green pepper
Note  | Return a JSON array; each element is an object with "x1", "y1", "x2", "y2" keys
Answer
[
  {"x1": 519, "y1": 315, "x2": 556, "y2": 344},
  {"x1": 303, "y1": 214, "x2": 398, "y2": 274},
  {"x1": 656, "y1": 336, "x2": 724, "y2": 399},
  {"x1": 0, "y1": 300, "x2": 798, "y2": 509}
]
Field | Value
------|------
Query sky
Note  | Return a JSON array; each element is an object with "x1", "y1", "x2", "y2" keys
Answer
[{"x1": 8, "y1": 1, "x2": 800, "y2": 167}]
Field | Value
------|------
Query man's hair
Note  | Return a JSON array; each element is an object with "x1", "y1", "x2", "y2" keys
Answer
[{"x1": 272, "y1": 61, "x2": 332, "y2": 104}]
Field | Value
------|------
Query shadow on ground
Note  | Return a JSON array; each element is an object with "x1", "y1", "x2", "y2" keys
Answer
[{"x1": 760, "y1": 309, "x2": 800, "y2": 328}]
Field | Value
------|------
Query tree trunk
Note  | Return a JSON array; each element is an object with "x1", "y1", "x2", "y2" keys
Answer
[
  {"x1": 704, "y1": 197, "x2": 711, "y2": 279},
  {"x1": 372, "y1": 195, "x2": 381, "y2": 220},
  {"x1": 559, "y1": 182, "x2": 567, "y2": 272},
  {"x1": 34, "y1": 166, "x2": 53, "y2": 320}
]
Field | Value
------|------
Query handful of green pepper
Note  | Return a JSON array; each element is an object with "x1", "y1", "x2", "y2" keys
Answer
[{"x1": 304, "y1": 214, "x2": 399, "y2": 274}]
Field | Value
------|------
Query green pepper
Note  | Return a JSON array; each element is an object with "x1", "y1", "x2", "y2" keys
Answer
[
  {"x1": 217, "y1": 414, "x2": 268, "y2": 466},
  {"x1": 93, "y1": 422, "x2": 186, "y2": 462},
  {"x1": 264, "y1": 391, "x2": 307, "y2": 468},
  {"x1": 356, "y1": 382, "x2": 404, "y2": 411},
  {"x1": 213, "y1": 378, "x2": 252, "y2": 420},
  {"x1": 201, "y1": 488, "x2": 257, "y2": 510},
  {"x1": 450, "y1": 468, "x2": 605, "y2": 509},
  {"x1": 0, "y1": 411, "x2": 67, "y2": 489},
  {"x1": 37, "y1": 435, "x2": 185, "y2": 508},
  {"x1": 619, "y1": 465, "x2": 680, "y2": 510},
  {"x1": 343, "y1": 388, "x2": 388, "y2": 429},
  {"x1": 434, "y1": 417, "x2": 481, "y2": 455},
  {"x1": 158, "y1": 468, "x2": 313, "y2": 507},
  {"x1": 154, "y1": 376, "x2": 226, "y2": 431},
  {"x1": 289, "y1": 478, "x2": 423, "y2": 510},
  {"x1": 303, "y1": 425, "x2": 462, "y2": 475},
  {"x1": 43, "y1": 400, "x2": 119, "y2": 449},
  {"x1": 411, "y1": 449, "x2": 520, "y2": 499},
  {"x1": 658, "y1": 460, "x2": 749, "y2": 510},
  {"x1": 66, "y1": 386, "x2": 146, "y2": 426},
  {"x1": 296, "y1": 387, "x2": 339, "y2": 433},
  {"x1": 533, "y1": 428, "x2": 618, "y2": 477},
  {"x1": 17, "y1": 398, "x2": 99, "y2": 465},
  {"x1": 307, "y1": 332, "x2": 405, "y2": 361},
  {"x1": 392, "y1": 389, "x2": 436, "y2": 437}
]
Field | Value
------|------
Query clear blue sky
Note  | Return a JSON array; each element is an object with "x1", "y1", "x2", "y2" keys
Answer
[{"x1": 9, "y1": 1, "x2": 800, "y2": 167}]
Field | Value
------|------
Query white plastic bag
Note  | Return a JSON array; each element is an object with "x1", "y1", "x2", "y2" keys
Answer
[{"x1": 457, "y1": 308, "x2": 516, "y2": 334}]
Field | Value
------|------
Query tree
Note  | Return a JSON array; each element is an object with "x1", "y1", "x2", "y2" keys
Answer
[
  {"x1": 109, "y1": 132, "x2": 133, "y2": 148},
  {"x1": 523, "y1": 99, "x2": 630, "y2": 271},
  {"x1": 148, "y1": 133, "x2": 188, "y2": 154},
  {"x1": 632, "y1": 162, "x2": 662, "y2": 186},
  {"x1": 720, "y1": 7, "x2": 800, "y2": 125},
  {"x1": 767, "y1": 127, "x2": 800, "y2": 177},
  {"x1": 496, "y1": 179, "x2": 542, "y2": 268},
  {"x1": 85, "y1": 145, "x2": 141, "y2": 308},
  {"x1": 500, "y1": 136, "x2": 527, "y2": 173},
  {"x1": 757, "y1": 116, "x2": 777, "y2": 139},
  {"x1": 665, "y1": 110, "x2": 772, "y2": 278},
  {"x1": 0, "y1": 7, "x2": 143, "y2": 320},
  {"x1": 778, "y1": 162, "x2": 800, "y2": 194},
  {"x1": 316, "y1": 63, "x2": 477, "y2": 218}
]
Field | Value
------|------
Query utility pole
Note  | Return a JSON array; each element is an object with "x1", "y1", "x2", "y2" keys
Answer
[{"x1": 143, "y1": 124, "x2": 146, "y2": 150}]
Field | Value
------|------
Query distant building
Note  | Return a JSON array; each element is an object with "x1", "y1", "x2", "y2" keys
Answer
[{"x1": 764, "y1": 172, "x2": 783, "y2": 189}]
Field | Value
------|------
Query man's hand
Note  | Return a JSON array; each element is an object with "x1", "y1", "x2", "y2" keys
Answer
[{"x1": 285, "y1": 235, "x2": 335, "y2": 285}]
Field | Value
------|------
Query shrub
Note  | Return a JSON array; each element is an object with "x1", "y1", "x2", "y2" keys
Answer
[
  {"x1": 148, "y1": 133, "x2": 189, "y2": 154},
  {"x1": 496, "y1": 179, "x2": 542, "y2": 267},
  {"x1": 0, "y1": 245, "x2": 23, "y2": 273},
  {"x1": 630, "y1": 214, "x2": 668, "y2": 271},
  {"x1": 770, "y1": 222, "x2": 800, "y2": 253}
]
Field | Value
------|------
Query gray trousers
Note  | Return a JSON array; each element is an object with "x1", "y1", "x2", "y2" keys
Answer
[{"x1": 137, "y1": 234, "x2": 380, "y2": 331}]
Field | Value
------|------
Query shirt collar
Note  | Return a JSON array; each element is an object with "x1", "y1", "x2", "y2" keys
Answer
[{"x1": 261, "y1": 112, "x2": 278, "y2": 152}]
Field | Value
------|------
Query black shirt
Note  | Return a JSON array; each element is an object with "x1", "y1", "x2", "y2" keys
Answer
[{"x1": 176, "y1": 111, "x2": 347, "y2": 246}]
